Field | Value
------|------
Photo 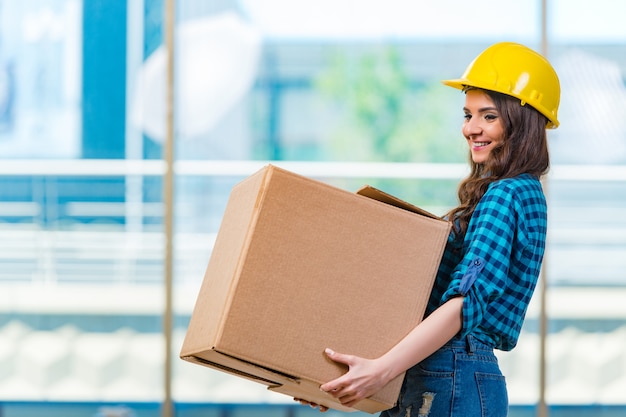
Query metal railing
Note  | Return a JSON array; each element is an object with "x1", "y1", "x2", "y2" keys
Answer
[{"x1": 1, "y1": 158, "x2": 625, "y2": 287}]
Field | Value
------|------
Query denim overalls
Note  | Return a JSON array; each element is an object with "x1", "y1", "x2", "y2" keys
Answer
[{"x1": 380, "y1": 334, "x2": 508, "y2": 417}]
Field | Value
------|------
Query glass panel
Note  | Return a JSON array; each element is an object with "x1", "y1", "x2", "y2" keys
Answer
[
  {"x1": 169, "y1": 0, "x2": 541, "y2": 410},
  {"x1": 0, "y1": 1, "x2": 82, "y2": 158},
  {"x1": 0, "y1": 0, "x2": 166, "y2": 412},
  {"x1": 544, "y1": 0, "x2": 626, "y2": 406}
]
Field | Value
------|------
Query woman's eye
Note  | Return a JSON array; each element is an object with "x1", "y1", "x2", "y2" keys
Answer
[
  {"x1": 463, "y1": 114, "x2": 471, "y2": 121},
  {"x1": 484, "y1": 113, "x2": 498, "y2": 121}
]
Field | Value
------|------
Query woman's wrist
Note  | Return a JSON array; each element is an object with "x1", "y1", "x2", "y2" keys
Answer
[{"x1": 375, "y1": 353, "x2": 403, "y2": 386}]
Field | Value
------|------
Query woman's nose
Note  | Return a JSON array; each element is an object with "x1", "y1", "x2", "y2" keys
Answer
[{"x1": 463, "y1": 118, "x2": 481, "y2": 137}]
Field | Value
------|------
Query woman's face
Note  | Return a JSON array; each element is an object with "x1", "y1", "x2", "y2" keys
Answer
[{"x1": 462, "y1": 89, "x2": 505, "y2": 164}]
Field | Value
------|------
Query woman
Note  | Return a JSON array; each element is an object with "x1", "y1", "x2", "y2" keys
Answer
[{"x1": 297, "y1": 42, "x2": 560, "y2": 416}]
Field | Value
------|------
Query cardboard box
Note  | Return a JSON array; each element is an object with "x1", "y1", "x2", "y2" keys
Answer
[{"x1": 180, "y1": 165, "x2": 451, "y2": 413}]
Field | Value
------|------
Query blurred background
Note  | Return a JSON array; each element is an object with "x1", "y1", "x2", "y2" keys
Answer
[{"x1": 0, "y1": 0, "x2": 625, "y2": 416}]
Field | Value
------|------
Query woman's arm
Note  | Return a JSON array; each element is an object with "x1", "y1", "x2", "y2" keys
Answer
[{"x1": 319, "y1": 296, "x2": 463, "y2": 408}]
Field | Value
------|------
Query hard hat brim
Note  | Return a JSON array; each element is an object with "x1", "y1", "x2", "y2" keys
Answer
[
  {"x1": 441, "y1": 79, "x2": 468, "y2": 91},
  {"x1": 440, "y1": 78, "x2": 560, "y2": 129}
]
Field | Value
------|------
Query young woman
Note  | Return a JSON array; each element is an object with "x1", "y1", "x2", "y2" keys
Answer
[{"x1": 296, "y1": 42, "x2": 560, "y2": 416}]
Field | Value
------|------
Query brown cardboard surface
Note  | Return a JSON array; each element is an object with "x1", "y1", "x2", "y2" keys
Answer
[{"x1": 180, "y1": 165, "x2": 451, "y2": 413}]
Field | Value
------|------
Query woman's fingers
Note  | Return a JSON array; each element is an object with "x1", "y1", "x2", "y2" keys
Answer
[
  {"x1": 320, "y1": 348, "x2": 355, "y2": 394},
  {"x1": 293, "y1": 398, "x2": 329, "y2": 412},
  {"x1": 324, "y1": 348, "x2": 353, "y2": 366}
]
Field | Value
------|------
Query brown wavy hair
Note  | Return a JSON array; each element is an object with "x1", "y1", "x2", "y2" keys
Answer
[{"x1": 445, "y1": 88, "x2": 550, "y2": 238}]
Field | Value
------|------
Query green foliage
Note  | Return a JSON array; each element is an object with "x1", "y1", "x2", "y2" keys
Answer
[{"x1": 315, "y1": 46, "x2": 466, "y2": 163}]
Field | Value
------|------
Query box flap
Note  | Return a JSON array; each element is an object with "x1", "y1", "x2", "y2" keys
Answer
[
  {"x1": 182, "y1": 349, "x2": 396, "y2": 413},
  {"x1": 181, "y1": 350, "x2": 296, "y2": 387},
  {"x1": 357, "y1": 185, "x2": 442, "y2": 220}
]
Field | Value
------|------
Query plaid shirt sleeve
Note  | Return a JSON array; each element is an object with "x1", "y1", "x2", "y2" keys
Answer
[{"x1": 439, "y1": 174, "x2": 547, "y2": 351}]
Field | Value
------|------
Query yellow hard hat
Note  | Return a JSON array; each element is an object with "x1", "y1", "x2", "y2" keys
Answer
[{"x1": 442, "y1": 42, "x2": 560, "y2": 129}]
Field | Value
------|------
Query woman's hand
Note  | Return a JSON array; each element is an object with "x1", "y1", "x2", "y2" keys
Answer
[
  {"x1": 319, "y1": 348, "x2": 392, "y2": 408},
  {"x1": 313, "y1": 297, "x2": 464, "y2": 409},
  {"x1": 293, "y1": 398, "x2": 329, "y2": 412}
]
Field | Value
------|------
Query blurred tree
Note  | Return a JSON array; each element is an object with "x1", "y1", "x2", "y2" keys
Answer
[{"x1": 315, "y1": 45, "x2": 465, "y2": 163}]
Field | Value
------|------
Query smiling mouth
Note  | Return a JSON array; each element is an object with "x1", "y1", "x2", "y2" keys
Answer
[{"x1": 472, "y1": 141, "x2": 491, "y2": 148}]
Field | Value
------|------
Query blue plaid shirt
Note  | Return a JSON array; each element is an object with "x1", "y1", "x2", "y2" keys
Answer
[{"x1": 427, "y1": 174, "x2": 547, "y2": 351}]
